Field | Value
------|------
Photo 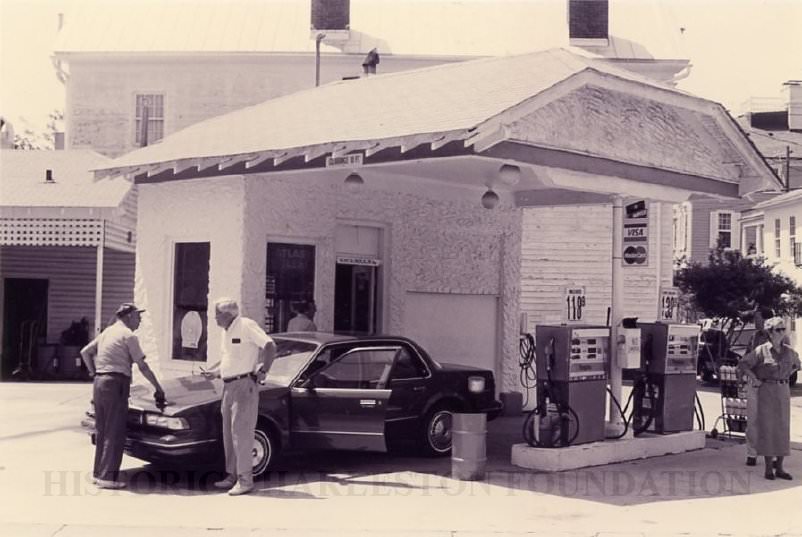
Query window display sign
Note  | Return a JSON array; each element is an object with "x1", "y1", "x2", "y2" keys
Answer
[
  {"x1": 622, "y1": 200, "x2": 649, "y2": 267},
  {"x1": 172, "y1": 242, "x2": 209, "y2": 362},
  {"x1": 266, "y1": 243, "x2": 316, "y2": 333}
]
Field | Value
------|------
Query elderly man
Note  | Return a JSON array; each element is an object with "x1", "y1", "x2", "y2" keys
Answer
[
  {"x1": 202, "y1": 297, "x2": 276, "y2": 495},
  {"x1": 80, "y1": 303, "x2": 165, "y2": 489}
]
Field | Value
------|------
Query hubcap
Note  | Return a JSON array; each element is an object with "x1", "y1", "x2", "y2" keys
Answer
[
  {"x1": 428, "y1": 410, "x2": 453, "y2": 452},
  {"x1": 252, "y1": 430, "x2": 270, "y2": 475}
]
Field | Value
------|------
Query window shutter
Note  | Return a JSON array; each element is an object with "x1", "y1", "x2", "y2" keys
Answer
[
  {"x1": 709, "y1": 210, "x2": 719, "y2": 248},
  {"x1": 731, "y1": 213, "x2": 741, "y2": 251}
]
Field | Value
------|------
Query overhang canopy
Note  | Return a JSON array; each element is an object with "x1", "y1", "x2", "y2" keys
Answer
[{"x1": 95, "y1": 48, "x2": 780, "y2": 202}]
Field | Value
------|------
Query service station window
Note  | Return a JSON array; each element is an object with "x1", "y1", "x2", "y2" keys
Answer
[
  {"x1": 172, "y1": 242, "x2": 210, "y2": 361},
  {"x1": 265, "y1": 242, "x2": 315, "y2": 333}
]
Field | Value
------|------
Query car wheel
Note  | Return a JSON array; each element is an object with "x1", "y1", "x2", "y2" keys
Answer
[
  {"x1": 421, "y1": 405, "x2": 455, "y2": 456},
  {"x1": 790, "y1": 371, "x2": 798, "y2": 387},
  {"x1": 252, "y1": 424, "x2": 277, "y2": 478}
]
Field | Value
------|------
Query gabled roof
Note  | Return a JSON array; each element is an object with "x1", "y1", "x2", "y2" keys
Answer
[
  {"x1": 752, "y1": 189, "x2": 802, "y2": 210},
  {"x1": 97, "y1": 47, "x2": 777, "y2": 200},
  {"x1": 53, "y1": 0, "x2": 683, "y2": 60},
  {"x1": 0, "y1": 150, "x2": 128, "y2": 209},
  {"x1": 100, "y1": 48, "x2": 681, "y2": 170}
]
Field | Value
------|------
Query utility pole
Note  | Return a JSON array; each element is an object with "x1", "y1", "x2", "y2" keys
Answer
[{"x1": 786, "y1": 145, "x2": 792, "y2": 192}]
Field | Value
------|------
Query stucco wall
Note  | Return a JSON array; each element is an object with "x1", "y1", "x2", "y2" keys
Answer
[
  {"x1": 134, "y1": 177, "x2": 245, "y2": 375},
  {"x1": 135, "y1": 172, "x2": 522, "y2": 389}
]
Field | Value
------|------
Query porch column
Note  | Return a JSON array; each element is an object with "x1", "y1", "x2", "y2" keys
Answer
[
  {"x1": 94, "y1": 222, "x2": 105, "y2": 334},
  {"x1": 608, "y1": 196, "x2": 625, "y2": 433}
]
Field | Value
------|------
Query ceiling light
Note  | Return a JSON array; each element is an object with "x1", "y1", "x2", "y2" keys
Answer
[
  {"x1": 498, "y1": 163, "x2": 521, "y2": 186},
  {"x1": 481, "y1": 189, "x2": 499, "y2": 209}
]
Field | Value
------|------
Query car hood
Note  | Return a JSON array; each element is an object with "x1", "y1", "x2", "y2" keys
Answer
[{"x1": 129, "y1": 375, "x2": 287, "y2": 415}]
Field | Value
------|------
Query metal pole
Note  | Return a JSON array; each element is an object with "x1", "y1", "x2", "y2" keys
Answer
[
  {"x1": 315, "y1": 33, "x2": 326, "y2": 87},
  {"x1": 608, "y1": 196, "x2": 625, "y2": 435},
  {"x1": 94, "y1": 221, "x2": 106, "y2": 335}
]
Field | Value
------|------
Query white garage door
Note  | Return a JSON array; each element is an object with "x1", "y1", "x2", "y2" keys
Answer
[{"x1": 403, "y1": 292, "x2": 498, "y2": 373}]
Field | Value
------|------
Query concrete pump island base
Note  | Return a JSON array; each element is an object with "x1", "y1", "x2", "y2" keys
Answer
[{"x1": 511, "y1": 431, "x2": 707, "y2": 472}]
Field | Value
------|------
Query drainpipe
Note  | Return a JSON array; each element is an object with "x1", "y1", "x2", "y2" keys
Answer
[
  {"x1": 315, "y1": 33, "x2": 326, "y2": 87},
  {"x1": 94, "y1": 221, "x2": 106, "y2": 335}
]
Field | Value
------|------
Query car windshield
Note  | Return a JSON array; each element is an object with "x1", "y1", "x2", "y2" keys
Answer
[{"x1": 265, "y1": 338, "x2": 319, "y2": 384}]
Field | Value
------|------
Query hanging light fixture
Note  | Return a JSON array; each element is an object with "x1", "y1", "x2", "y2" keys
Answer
[
  {"x1": 498, "y1": 163, "x2": 521, "y2": 186},
  {"x1": 481, "y1": 189, "x2": 499, "y2": 209},
  {"x1": 344, "y1": 172, "x2": 364, "y2": 189}
]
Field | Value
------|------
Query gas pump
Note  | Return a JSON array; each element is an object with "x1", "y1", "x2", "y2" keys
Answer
[
  {"x1": 631, "y1": 322, "x2": 699, "y2": 434},
  {"x1": 528, "y1": 325, "x2": 610, "y2": 446}
]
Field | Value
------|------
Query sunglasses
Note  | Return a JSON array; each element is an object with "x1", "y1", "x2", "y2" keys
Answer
[{"x1": 772, "y1": 327, "x2": 786, "y2": 333}]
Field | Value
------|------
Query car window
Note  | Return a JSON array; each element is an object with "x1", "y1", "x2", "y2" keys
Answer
[
  {"x1": 391, "y1": 346, "x2": 428, "y2": 380},
  {"x1": 265, "y1": 338, "x2": 319, "y2": 384},
  {"x1": 313, "y1": 348, "x2": 396, "y2": 389}
]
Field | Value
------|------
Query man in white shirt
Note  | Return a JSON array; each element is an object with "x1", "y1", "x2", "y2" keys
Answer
[
  {"x1": 287, "y1": 300, "x2": 317, "y2": 332},
  {"x1": 202, "y1": 297, "x2": 275, "y2": 495}
]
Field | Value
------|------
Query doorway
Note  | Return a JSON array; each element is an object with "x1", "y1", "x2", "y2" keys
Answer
[
  {"x1": 2, "y1": 278, "x2": 49, "y2": 380},
  {"x1": 334, "y1": 264, "x2": 378, "y2": 334}
]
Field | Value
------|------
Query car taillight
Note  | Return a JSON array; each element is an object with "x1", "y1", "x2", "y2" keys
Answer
[
  {"x1": 468, "y1": 376, "x2": 486, "y2": 393},
  {"x1": 144, "y1": 413, "x2": 190, "y2": 430}
]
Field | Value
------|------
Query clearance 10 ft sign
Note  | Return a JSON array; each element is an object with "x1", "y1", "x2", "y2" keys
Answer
[{"x1": 622, "y1": 200, "x2": 649, "y2": 267}]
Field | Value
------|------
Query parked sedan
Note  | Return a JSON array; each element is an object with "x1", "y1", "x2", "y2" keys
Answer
[{"x1": 81, "y1": 332, "x2": 503, "y2": 477}]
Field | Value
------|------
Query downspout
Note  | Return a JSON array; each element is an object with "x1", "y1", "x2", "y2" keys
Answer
[
  {"x1": 94, "y1": 221, "x2": 106, "y2": 335},
  {"x1": 315, "y1": 33, "x2": 326, "y2": 87}
]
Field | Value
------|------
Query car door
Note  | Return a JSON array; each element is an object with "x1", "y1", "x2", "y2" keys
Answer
[
  {"x1": 290, "y1": 345, "x2": 395, "y2": 451},
  {"x1": 384, "y1": 345, "x2": 433, "y2": 441}
]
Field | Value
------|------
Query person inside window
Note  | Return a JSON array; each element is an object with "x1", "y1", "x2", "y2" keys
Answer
[{"x1": 287, "y1": 300, "x2": 317, "y2": 332}]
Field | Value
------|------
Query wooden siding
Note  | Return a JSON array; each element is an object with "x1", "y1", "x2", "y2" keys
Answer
[
  {"x1": 688, "y1": 198, "x2": 754, "y2": 265},
  {"x1": 520, "y1": 203, "x2": 673, "y2": 331},
  {"x1": 0, "y1": 245, "x2": 135, "y2": 343},
  {"x1": 104, "y1": 186, "x2": 138, "y2": 253}
]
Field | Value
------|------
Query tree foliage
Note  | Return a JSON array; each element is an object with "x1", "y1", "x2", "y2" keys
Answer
[
  {"x1": 675, "y1": 245, "x2": 802, "y2": 342},
  {"x1": 9, "y1": 110, "x2": 63, "y2": 150}
]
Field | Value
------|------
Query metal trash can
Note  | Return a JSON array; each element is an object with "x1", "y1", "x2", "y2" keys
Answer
[{"x1": 451, "y1": 412, "x2": 487, "y2": 481}]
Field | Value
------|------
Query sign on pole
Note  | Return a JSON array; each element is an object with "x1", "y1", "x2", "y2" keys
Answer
[
  {"x1": 563, "y1": 286, "x2": 587, "y2": 324},
  {"x1": 622, "y1": 200, "x2": 649, "y2": 267},
  {"x1": 658, "y1": 286, "x2": 680, "y2": 322}
]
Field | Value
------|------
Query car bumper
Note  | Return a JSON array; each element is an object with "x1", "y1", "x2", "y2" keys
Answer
[
  {"x1": 481, "y1": 399, "x2": 504, "y2": 421},
  {"x1": 81, "y1": 415, "x2": 220, "y2": 461}
]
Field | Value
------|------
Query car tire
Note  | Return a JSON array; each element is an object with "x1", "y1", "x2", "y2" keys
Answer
[
  {"x1": 252, "y1": 423, "x2": 278, "y2": 478},
  {"x1": 420, "y1": 404, "x2": 456, "y2": 457}
]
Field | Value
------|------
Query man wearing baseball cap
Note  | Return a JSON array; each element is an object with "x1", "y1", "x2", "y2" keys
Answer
[{"x1": 80, "y1": 302, "x2": 166, "y2": 489}]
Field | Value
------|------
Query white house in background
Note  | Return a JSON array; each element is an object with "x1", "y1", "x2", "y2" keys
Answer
[
  {"x1": 674, "y1": 81, "x2": 801, "y2": 267},
  {"x1": 0, "y1": 150, "x2": 136, "y2": 380}
]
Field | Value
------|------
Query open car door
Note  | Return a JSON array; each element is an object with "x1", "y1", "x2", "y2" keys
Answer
[{"x1": 290, "y1": 346, "x2": 396, "y2": 451}]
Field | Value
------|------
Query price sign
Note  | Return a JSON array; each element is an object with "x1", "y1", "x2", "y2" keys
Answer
[
  {"x1": 564, "y1": 286, "x2": 587, "y2": 324},
  {"x1": 659, "y1": 287, "x2": 680, "y2": 322}
]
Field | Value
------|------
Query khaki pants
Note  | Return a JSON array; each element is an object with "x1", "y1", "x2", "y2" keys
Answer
[
  {"x1": 221, "y1": 376, "x2": 259, "y2": 486},
  {"x1": 745, "y1": 383, "x2": 757, "y2": 458}
]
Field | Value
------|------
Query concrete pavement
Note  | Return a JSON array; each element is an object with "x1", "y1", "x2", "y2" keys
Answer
[{"x1": 1, "y1": 381, "x2": 801, "y2": 537}]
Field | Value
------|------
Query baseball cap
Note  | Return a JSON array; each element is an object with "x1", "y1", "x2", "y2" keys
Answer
[{"x1": 115, "y1": 303, "x2": 145, "y2": 317}]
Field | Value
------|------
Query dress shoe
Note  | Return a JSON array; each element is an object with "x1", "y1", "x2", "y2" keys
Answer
[
  {"x1": 227, "y1": 482, "x2": 254, "y2": 496},
  {"x1": 746, "y1": 457, "x2": 757, "y2": 466},
  {"x1": 95, "y1": 479, "x2": 126, "y2": 489},
  {"x1": 214, "y1": 475, "x2": 237, "y2": 489},
  {"x1": 764, "y1": 471, "x2": 775, "y2": 480},
  {"x1": 775, "y1": 470, "x2": 793, "y2": 480}
]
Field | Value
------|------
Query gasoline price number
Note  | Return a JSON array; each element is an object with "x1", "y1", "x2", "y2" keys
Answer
[
  {"x1": 565, "y1": 288, "x2": 586, "y2": 322},
  {"x1": 659, "y1": 287, "x2": 680, "y2": 322}
]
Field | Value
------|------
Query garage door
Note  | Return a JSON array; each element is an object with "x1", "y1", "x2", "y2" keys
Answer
[{"x1": 403, "y1": 292, "x2": 498, "y2": 374}]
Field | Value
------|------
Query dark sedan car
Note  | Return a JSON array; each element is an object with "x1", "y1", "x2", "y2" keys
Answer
[{"x1": 82, "y1": 332, "x2": 502, "y2": 477}]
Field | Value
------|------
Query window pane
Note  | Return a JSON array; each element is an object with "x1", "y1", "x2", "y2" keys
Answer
[
  {"x1": 718, "y1": 213, "x2": 731, "y2": 231},
  {"x1": 172, "y1": 242, "x2": 210, "y2": 361},
  {"x1": 391, "y1": 347, "x2": 428, "y2": 380},
  {"x1": 265, "y1": 243, "x2": 315, "y2": 333},
  {"x1": 319, "y1": 349, "x2": 395, "y2": 389}
]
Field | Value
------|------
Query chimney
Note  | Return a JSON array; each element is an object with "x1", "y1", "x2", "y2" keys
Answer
[
  {"x1": 784, "y1": 80, "x2": 802, "y2": 132},
  {"x1": 311, "y1": 0, "x2": 350, "y2": 35},
  {"x1": 53, "y1": 132, "x2": 65, "y2": 150},
  {"x1": 362, "y1": 48, "x2": 379, "y2": 76},
  {"x1": 568, "y1": 0, "x2": 609, "y2": 46},
  {"x1": 45, "y1": 169, "x2": 55, "y2": 183}
]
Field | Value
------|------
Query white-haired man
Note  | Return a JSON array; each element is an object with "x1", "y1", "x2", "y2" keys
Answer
[{"x1": 202, "y1": 297, "x2": 276, "y2": 495}]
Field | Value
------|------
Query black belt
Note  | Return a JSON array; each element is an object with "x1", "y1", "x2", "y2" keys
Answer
[
  {"x1": 762, "y1": 379, "x2": 788, "y2": 384},
  {"x1": 95, "y1": 372, "x2": 129, "y2": 379},
  {"x1": 223, "y1": 372, "x2": 256, "y2": 383}
]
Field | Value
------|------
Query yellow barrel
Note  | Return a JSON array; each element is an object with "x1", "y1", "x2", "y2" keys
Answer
[{"x1": 451, "y1": 413, "x2": 487, "y2": 481}]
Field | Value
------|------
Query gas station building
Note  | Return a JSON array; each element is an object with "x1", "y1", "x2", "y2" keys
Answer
[{"x1": 95, "y1": 48, "x2": 778, "y2": 414}]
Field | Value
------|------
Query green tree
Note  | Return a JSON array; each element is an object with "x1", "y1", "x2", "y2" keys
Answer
[
  {"x1": 10, "y1": 110, "x2": 63, "y2": 150},
  {"x1": 675, "y1": 244, "x2": 802, "y2": 346}
]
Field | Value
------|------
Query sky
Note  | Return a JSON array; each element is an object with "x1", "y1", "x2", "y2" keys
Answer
[{"x1": 0, "y1": 0, "x2": 800, "y2": 141}]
